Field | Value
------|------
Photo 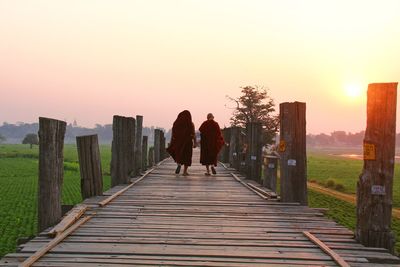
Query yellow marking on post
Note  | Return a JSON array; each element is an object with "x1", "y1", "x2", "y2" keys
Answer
[
  {"x1": 279, "y1": 140, "x2": 286, "y2": 152},
  {"x1": 363, "y1": 142, "x2": 376, "y2": 160}
]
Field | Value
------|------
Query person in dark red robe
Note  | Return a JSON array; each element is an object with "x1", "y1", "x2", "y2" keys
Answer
[
  {"x1": 166, "y1": 110, "x2": 196, "y2": 176},
  {"x1": 199, "y1": 113, "x2": 224, "y2": 175}
]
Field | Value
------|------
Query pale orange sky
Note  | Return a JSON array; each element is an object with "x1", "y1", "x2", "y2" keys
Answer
[{"x1": 1, "y1": 1, "x2": 399, "y2": 134}]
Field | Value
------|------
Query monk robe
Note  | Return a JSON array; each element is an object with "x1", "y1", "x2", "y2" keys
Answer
[
  {"x1": 199, "y1": 119, "x2": 224, "y2": 166},
  {"x1": 167, "y1": 111, "x2": 195, "y2": 166}
]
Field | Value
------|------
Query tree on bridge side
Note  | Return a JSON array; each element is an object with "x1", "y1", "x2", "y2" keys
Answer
[
  {"x1": 227, "y1": 86, "x2": 279, "y2": 145},
  {"x1": 22, "y1": 133, "x2": 39, "y2": 148}
]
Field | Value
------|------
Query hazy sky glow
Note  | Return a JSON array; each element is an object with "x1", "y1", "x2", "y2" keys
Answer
[{"x1": 1, "y1": 0, "x2": 399, "y2": 133}]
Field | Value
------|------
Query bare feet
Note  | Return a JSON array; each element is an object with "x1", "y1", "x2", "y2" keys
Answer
[
  {"x1": 182, "y1": 172, "x2": 189, "y2": 176},
  {"x1": 204, "y1": 172, "x2": 211, "y2": 176}
]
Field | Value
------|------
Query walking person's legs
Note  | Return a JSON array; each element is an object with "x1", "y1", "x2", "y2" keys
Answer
[
  {"x1": 205, "y1": 165, "x2": 211, "y2": 176},
  {"x1": 183, "y1": 165, "x2": 189, "y2": 176}
]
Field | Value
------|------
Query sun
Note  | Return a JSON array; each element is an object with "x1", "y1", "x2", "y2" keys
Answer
[{"x1": 344, "y1": 83, "x2": 363, "y2": 98}]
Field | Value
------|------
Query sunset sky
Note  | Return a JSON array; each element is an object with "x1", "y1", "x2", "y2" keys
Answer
[{"x1": 1, "y1": 0, "x2": 399, "y2": 134}]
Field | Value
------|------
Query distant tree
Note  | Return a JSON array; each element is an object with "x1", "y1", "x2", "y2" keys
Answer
[
  {"x1": 0, "y1": 133, "x2": 6, "y2": 144},
  {"x1": 227, "y1": 86, "x2": 279, "y2": 144},
  {"x1": 22, "y1": 133, "x2": 39, "y2": 148}
]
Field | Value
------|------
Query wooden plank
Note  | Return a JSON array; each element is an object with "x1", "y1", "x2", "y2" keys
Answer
[
  {"x1": 246, "y1": 182, "x2": 278, "y2": 199},
  {"x1": 20, "y1": 216, "x2": 92, "y2": 267},
  {"x1": 303, "y1": 231, "x2": 350, "y2": 267},
  {"x1": 47, "y1": 205, "x2": 87, "y2": 237},
  {"x1": 230, "y1": 173, "x2": 268, "y2": 200},
  {"x1": 98, "y1": 168, "x2": 154, "y2": 207}
]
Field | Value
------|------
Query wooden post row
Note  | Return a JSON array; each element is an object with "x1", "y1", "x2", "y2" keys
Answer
[
  {"x1": 142, "y1": 136, "x2": 148, "y2": 171},
  {"x1": 263, "y1": 156, "x2": 278, "y2": 192},
  {"x1": 110, "y1": 115, "x2": 136, "y2": 186},
  {"x1": 229, "y1": 126, "x2": 242, "y2": 170},
  {"x1": 148, "y1": 146, "x2": 154, "y2": 167},
  {"x1": 154, "y1": 129, "x2": 161, "y2": 164},
  {"x1": 160, "y1": 130, "x2": 166, "y2": 160},
  {"x1": 38, "y1": 117, "x2": 66, "y2": 232},
  {"x1": 219, "y1": 128, "x2": 231, "y2": 163},
  {"x1": 76, "y1": 134, "x2": 103, "y2": 200},
  {"x1": 245, "y1": 122, "x2": 263, "y2": 183},
  {"x1": 135, "y1": 115, "x2": 143, "y2": 176},
  {"x1": 356, "y1": 82, "x2": 398, "y2": 253},
  {"x1": 279, "y1": 102, "x2": 307, "y2": 205}
]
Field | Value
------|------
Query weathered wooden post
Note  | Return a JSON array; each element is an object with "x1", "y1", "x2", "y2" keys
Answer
[
  {"x1": 219, "y1": 128, "x2": 231, "y2": 163},
  {"x1": 263, "y1": 155, "x2": 278, "y2": 192},
  {"x1": 38, "y1": 117, "x2": 66, "y2": 232},
  {"x1": 76, "y1": 134, "x2": 103, "y2": 200},
  {"x1": 356, "y1": 82, "x2": 398, "y2": 253},
  {"x1": 229, "y1": 127, "x2": 241, "y2": 170},
  {"x1": 160, "y1": 130, "x2": 166, "y2": 160},
  {"x1": 135, "y1": 115, "x2": 143, "y2": 176},
  {"x1": 245, "y1": 122, "x2": 263, "y2": 183},
  {"x1": 148, "y1": 146, "x2": 154, "y2": 167},
  {"x1": 142, "y1": 136, "x2": 148, "y2": 171},
  {"x1": 110, "y1": 115, "x2": 136, "y2": 186},
  {"x1": 279, "y1": 102, "x2": 307, "y2": 205},
  {"x1": 154, "y1": 129, "x2": 161, "y2": 163}
]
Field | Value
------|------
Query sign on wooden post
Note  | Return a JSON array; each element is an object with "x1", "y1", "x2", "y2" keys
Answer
[
  {"x1": 154, "y1": 129, "x2": 161, "y2": 163},
  {"x1": 245, "y1": 122, "x2": 263, "y2": 183},
  {"x1": 76, "y1": 134, "x2": 103, "y2": 200},
  {"x1": 263, "y1": 156, "x2": 278, "y2": 192},
  {"x1": 279, "y1": 102, "x2": 307, "y2": 205},
  {"x1": 38, "y1": 117, "x2": 66, "y2": 232},
  {"x1": 135, "y1": 115, "x2": 143, "y2": 176},
  {"x1": 142, "y1": 136, "x2": 148, "y2": 170},
  {"x1": 229, "y1": 127, "x2": 242, "y2": 170},
  {"x1": 110, "y1": 115, "x2": 136, "y2": 186},
  {"x1": 356, "y1": 82, "x2": 398, "y2": 253}
]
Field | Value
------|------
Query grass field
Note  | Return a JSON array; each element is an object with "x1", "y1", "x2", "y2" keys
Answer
[
  {"x1": 308, "y1": 149, "x2": 400, "y2": 207},
  {"x1": 1, "y1": 144, "x2": 399, "y2": 258},
  {"x1": 0, "y1": 144, "x2": 112, "y2": 257}
]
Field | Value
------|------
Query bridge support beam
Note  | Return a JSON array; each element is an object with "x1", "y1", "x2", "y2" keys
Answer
[
  {"x1": 263, "y1": 155, "x2": 278, "y2": 192},
  {"x1": 111, "y1": 115, "x2": 136, "y2": 186},
  {"x1": 245, "y1": 122, "x2": 263, "y2": 183},
  {"x1": 279, "y1": 102, "x2": 307, "y2": 205},
  {"x1": 219, "y1": 128, "x2": 231, "y2": 163},
  {"x1": 229, "y1": 127, "x2": 242, "y2": 170},
  {"x1": 38, "y1": 117, "x2": 66, "y2": 232},
  {"x1": 77, "y1": 134, "x2": 103, "y2": 200},
  {"x1": 135, "y1": 115, "x2": 143, "y2": 176},
  {"x1": 154, "y1": 129, "x2": 161, "y2": 163},
  {"x1": 142, "y1": 135, "x2": 148, "y2": 171},
  {"x1": 356, "y1": 82, "x2": 398, "y2": 253}
]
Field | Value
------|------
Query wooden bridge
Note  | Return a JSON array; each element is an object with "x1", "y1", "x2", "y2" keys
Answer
[{"x1": 1, "y1": 150, "x2": 399, "y2": 267}]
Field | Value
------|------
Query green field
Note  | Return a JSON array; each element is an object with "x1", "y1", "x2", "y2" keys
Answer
[
  {"x1": 0, "y1": 144, "x2": 112, "y2": 257},
  {"x1": 1, "y1": 144, "x2": 400, "y2": 258},
  {"x1": 308, "y1": 149, "x2": 400, "y2": 207}
]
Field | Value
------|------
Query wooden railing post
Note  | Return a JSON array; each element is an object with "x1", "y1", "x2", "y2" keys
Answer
[
  {"x1": 279, "y1": 102, "x2": 307, "y2": 205},
  {"x1": 142, "y1": 136, "x2": 148, "y2": 171},
  {"x1": 38, "y1": 117, "x2": 66, "y2": 232},
  {"x1": 219, "y1": 128, "x2": 231, "y2": 163},
  {"x1": 154, "y1": 129, "x2": 161, "y2": 163},
  {"x1": 148, "y1": 146, "x2": 154, "y2": 167},
  {"x1": 263, "y1": 156, "x2": 278, "y2": 192},
  {"x1": 135, "y1": 115, "x2": 143, "y2": 176},
  {"x1": 356, "y1": 82, "x2": 398, "y2": 253},
  {"x1": 229, "y1": 127, "x2": 241, "y2": 170},
  {"x1": 76, "y1": 134, "x2": 103, "y2": 200},
  {"x1": 245, "y1": 122, "x2": 263, "y2": 183},
  {"x1": 160, "y1": 130, "x2": 166, "y2": 160},
  {"x1": 110, "y1": 115, "x2": 136, "y2": 186}
]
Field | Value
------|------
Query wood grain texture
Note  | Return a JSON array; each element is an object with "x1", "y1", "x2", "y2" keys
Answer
[
  {"x1": 356, "y1": 83, "x2": 398, "y2": 253},
  {"x1": 38, "y1": 117, "x2": 66, "y2": 232},
  {"x1": 1, "y1": 149, "x2": 398, "y2": 266},
  {"x1": 279, "y1": 102, "x2": 308, "y2": 205}
]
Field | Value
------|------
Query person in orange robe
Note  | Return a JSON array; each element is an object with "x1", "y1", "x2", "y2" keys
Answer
[
  {"x1": 166, "y1": 110, "x2": 196, "y2": 176},
  {"x1": 199, "y1": 113, "x2": 225, "y2": 175}
]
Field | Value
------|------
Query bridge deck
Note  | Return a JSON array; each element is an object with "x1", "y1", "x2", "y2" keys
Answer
[{"x1": 1, "y1": 150, "x2": 399, "y2": 266}]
